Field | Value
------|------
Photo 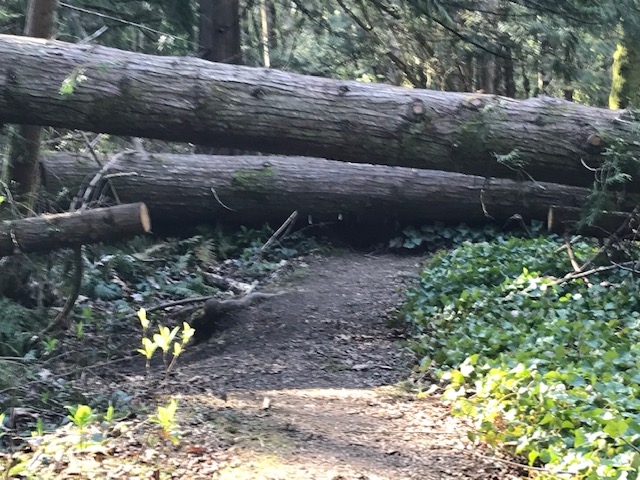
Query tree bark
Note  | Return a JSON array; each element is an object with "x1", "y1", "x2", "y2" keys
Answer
[
  {"x1": 0, "y1": 203, "x2": 151, "y2": 257},
  {"x1": 197, "y1": 0, "x2": 242, "y2": 155},
  {"x1": 198, "y1": 0, "x2": 241, "y2": 64},
  {"x1": 39, "y1": 152, "x2": 637, "y2": 230},
  {"x1": 6, "y1": 2, "x2": 58, "y2": 200},
  {"x1": 0, "y1": 35, "x2": 633, "y2": 187}
]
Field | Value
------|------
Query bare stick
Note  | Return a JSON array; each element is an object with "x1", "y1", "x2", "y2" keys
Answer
[
  {"x1": 563, "y1": 233, "x2": 592, "y2": 287},
  {"x1": 211, "y1": 187, "x2": 237, "y2": 211},
  {"x1": 551, "y1": 262, "x2": 634, "y2": 286},
  {"x1": 579, "y1": 206, "x2": 639, "y2": 273},
  {"x1": 260, "y1": 210, "x2": 298, "y2": 253}
]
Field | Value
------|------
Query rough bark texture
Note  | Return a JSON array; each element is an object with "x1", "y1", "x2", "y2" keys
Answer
[
  {"x1": 0, "y1": 35, "x2": 633, "y2": 187},
  {"x1": 7, "y1": 2, "x2": 58, "y2": 198},
  {"x1": 39, "y1": 152, "x2": 636, "y2": 230},
  {"x1": 198, "y1": 0, "x2": 241, "y2": 64},
  {"x1": 0, "y1": 203, "x2": 151, "y2": 257},
  {"x1": 197, "y1": 0, "x2": 242, "y2": 155}
]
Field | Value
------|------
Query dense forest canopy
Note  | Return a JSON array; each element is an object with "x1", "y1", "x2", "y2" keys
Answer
[{"x1": 1, "y1": 0, "x2": 636, "y2": 106}]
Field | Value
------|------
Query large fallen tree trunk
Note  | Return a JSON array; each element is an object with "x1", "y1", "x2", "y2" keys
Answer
[
  {"x1": 0, "y1": 203, "x2": 151, "y2": 257},
  {"x1": 39, "y1": 152, "x2": 637, "y2": 229},
  {"x1": 0, "y1": 35, "x2": 632, "y2": 188}
]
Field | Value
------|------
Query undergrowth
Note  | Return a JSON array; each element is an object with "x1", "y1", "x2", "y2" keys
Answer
[
  {"x1": 0, "y1": 224, "x2": 321, "y2": 436},
  {"x1": 0, "y1": 224, "x2": 322, "y2": 476},
  {"x1": 404, "y1": 235, "x2": 640, "y2": 479},
  {"x1": 0, "y1": 225, "x2": 320, "y2": 358}
]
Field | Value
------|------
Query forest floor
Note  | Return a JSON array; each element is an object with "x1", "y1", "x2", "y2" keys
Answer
[{"x1": 5, "y1": 250, "x2": 523, "y2": 479}]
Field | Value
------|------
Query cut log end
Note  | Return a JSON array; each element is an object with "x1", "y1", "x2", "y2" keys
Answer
[
  {"x1": 547, "y1": 206, "x2": 555, "y2": 233},
  {"x1": 0, "y1": 202, "x2": 153, "y2": 257},
  {"x1": 587, "y1": 134, "x2": 602, "y2": 147},
  {"x1": 140, "y1": 203, "x2": 151, "y2": 232}
]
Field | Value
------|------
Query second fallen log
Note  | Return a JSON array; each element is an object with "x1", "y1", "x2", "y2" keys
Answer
[
  {"x1": 0, "y1": 203, "x2": 151, "y2": 257},
  {"x1": 39, "y1": 153, "x2": 637, "y2": 229}
]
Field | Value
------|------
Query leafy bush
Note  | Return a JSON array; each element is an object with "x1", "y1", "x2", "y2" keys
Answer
[
  {"x1": 0, "y1": 298, "x2": 42, "y2": 357},
  {"x1": 389, "y1": 221, "x2": 547, "y2": 251},
  {"x1": 404, "y1": 236, "x2": 640, "y2": 479}
]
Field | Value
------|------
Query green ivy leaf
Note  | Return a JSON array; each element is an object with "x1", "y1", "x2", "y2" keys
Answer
[{"x1": 604, "y1": 418, "x2": 628, "y2": 439}]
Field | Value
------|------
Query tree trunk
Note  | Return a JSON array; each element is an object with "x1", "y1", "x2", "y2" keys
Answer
[
  {"x1": 198, "y1": 0, "x2": 241, "y2": 64},
  {"x1": 503, "y1": 48, "x2": 516, "y2": 98},
  {"x1": 6, "y1": 1, "x2": 58, "y2": 201},
  {"x1": 609, "y1": 23, "x2": 640, "y2": 110},
  {"x1": 197, "y1": 0, "x2": 242, "y2": 154},
  {"x1": 39, "y1": 153, "x2": 637, "y2": 230},
  {"x1": 0, "y1": 203, "x2": 151, "y2": 257},
  {"x1": 0, "y1": 34, "x2": 633, "y2": 187}
]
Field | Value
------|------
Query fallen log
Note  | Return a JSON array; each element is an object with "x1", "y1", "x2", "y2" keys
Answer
[
  {"x1": 0, "y1": 34, "x2": 633, "y2": 187},
  {"x1": 0, "y1": 203, "x2": 151, "y2": 257},
  {"x1": 39, "y1": 152, "x2": 637, "y2": 229}
]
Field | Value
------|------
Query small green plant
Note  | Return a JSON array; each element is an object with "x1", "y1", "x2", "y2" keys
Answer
[
  {"x1": 66, "y1": 404, "x2": 94, "y2": 448},
  {"x1": 75, "y1": 320, "x2": 84, "y2": 340},
  {"x1": 136, "y1": 308, "x2": 194, "y2": 377},
  {"x1": 104, "y1": 404, "x2": 115, "y2": 423},
  {"x1": 167, "y1": 322, "x2": 194, "y2": 373},
  {"x1": 137, "y1": 308, "x2": 156, "y2": 375},
  {"x1": 153, "y1": 325, "x2": 180, "y2": 367},
  {"x1": 41, "y1": 337, "x2": 58, "y2": 355},
  {"x1": 32, "y1": 417, "x2": 45, "y2": 437},
  {"x1": 59, "y1": 68, "x2": 87, "y2": 95},
  {"x1": 138, "y1": 337, "x2": 158, "y2": 376},
  {"x1": 150, "y1": 398, "x2": 180, "y2": 445}
]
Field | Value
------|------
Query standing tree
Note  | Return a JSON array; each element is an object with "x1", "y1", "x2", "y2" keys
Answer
[
  {"x1": 198, "y1": 0, "x2": 241, "y2": 64},
  {"x1": 6, "y1": 0, "x2": 58, "y2": 204},
  {"x1": 609, "y1": 21, "x2": 640, "y2": 109},
  {"x1": 197, "y1": 0, "x2": 242, "y2": 154}
]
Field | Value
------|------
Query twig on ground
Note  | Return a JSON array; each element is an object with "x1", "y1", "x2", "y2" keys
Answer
[
  {"x1": 563, "y1": 234, "x2": 592, "y2": 287},
  {"x1": 551, "y1": 262, "x2": 633, "y2": 286},
  {"x1": 579, "y1": 206, "x2": 639, "y2": 273},
  {"x1": 127, "y1": 296, "x2": 213, "y2": 318},
  {"x1": 260, "y1": 210, "x2": 298, "y2": 254}
]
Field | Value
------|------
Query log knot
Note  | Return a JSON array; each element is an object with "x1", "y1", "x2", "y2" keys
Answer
[
  {"x1": 251, "y1": 87, "x2": 266, "y2": 99},
  {"x1": 338, "y1": 85, "x2": 350, "y2": 96},
  {"x1": 6, "y1": 68, "x2": 18, "y2": 87},
  {"x1": 463, "y1": 96, "x2": 484, "y2": 110},
  {"x1": 586, "y1": 134, "x2": 603, "y2": 150},
  {"x1": 408, "y1": 100, "x2": 427, "y2": 121}
]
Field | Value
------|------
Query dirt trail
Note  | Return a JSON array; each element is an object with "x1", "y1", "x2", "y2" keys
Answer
[{"x1": 161, "y1": 251, "x2": 519, "y2": 479}]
